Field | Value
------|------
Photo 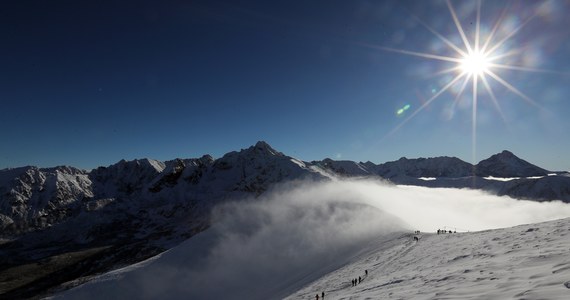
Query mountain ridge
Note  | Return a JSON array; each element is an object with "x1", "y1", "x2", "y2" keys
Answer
[
  {"x1": 2, "y1": 142, "x2": 569, "y2": 237},
  {"x1": 1, "y1": 141, "x2": 569, "y2": 298}
]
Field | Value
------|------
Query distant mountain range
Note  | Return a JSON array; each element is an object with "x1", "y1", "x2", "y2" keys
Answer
[{"x1": 0, "y1": 141, "x2": 569, "y2": 298}]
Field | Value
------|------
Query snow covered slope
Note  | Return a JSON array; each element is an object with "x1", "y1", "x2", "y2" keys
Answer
[
  {"x1": 311, "y1": 158, "x2": 376, "y2": 177},
  {"x1": 0, "y1": 166, "x2": 92, "y2": 234},
  {"x1": 287, "y1": 218, "x2": 570, "y2": 300}
]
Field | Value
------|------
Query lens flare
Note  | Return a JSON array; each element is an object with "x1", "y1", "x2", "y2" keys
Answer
[{"x1": 397, "y1": 104, "x2": 411, "y2": 116}]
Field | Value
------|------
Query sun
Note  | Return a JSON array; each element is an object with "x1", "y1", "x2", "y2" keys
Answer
[
  {"x1": 366, "y1": 0, "x2": 558, "y2": 167},
  {"x1": 459, "y1": 50, "x2": 490, "y2": 76}
]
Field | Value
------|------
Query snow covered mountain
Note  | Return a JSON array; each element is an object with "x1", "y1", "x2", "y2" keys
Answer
[
  {"x1": 311, "y1": 158, "x2": 375, "y2": 177},
  {"x1": 1, "y1": 141, "x2": 569, "y2": 298},
  {"x1": 0, "y1": 141, "x2": 327, "y2": 235},
  {"x1": 372, "y1": 156, "x2": 473, "y2": 178},
  {"x1": 2, "y1": 143, "x2": 565, "y2": 239},
  {"x1": 0, "y1": 166, "x2": 92, "y2": 235},
  {"x1": 0, "y1": 141, "x2": 330, "y2": 299},
  {"x1": 358, "y1": 152, "x2": 570, "y2": 202}
]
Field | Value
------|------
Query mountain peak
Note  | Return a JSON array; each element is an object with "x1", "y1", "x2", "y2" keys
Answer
[
  {"x1": 250, "y1": 141, "x2": 283, "y2": 156},
  {"x1": 498, "y1": 150, "x2": 515, "y2": 157},
  {"x1": 476, "y1": 150, "x2": 548, "y2": 177}
]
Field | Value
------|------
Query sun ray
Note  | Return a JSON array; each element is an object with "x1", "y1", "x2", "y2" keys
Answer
[
  {"x1": 488, "y1": 63, "x2": 570, "y2": 76},
  {"x1": 411, "y1": 14, "x2": 468, "y2": 57},
  {"x1": 481, "y1": 2, "x2": 511, "y2": 53},
  {"x1": 475, "y1": 0, "x2": 481, "y2": 51},
  {"x1": 485, "y1": 47, "x2": 525, "y2": 62},
  {"x1": 433, "y1": 65, "x2": 464, "y2": 76},
  {"x1": 484, "y1": 69, "x2": 543, "y2": 109},
  {"x1": 450, "y1": 73, "x2": 472, "y2": 115},
  {"x1": 446, "y1": 0, "x2": 472, "y2": 53},
  {"x1": 472, "y1": 74, "x2": 478, "y2": 167},
  {"x1": 365, "y1": 45, "x2": 462, "y2": 63},
  {"x1": 480, "y1": 73, "x2": 508, "y2": 124},
  {"x1": 485, "y1": 14, "x2": 536, "y2": 56}
]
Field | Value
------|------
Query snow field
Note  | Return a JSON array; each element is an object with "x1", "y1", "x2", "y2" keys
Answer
[{"x1": 287, "y1": 218, "x2": 570, "y2": 299}]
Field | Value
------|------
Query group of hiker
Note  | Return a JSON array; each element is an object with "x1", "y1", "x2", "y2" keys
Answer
[
  {"x1": 350, "y1": 269, "x2": 368, "y2": 287},
  {"x1": 413, "y1": 230, "x2": 422, "y2": 241},
  {"x1": 437, "y1": 229, "x2": 456, "y2": 234},
  {"x1": 315, "y1": 291, "x2": 324, "y2": 299}
]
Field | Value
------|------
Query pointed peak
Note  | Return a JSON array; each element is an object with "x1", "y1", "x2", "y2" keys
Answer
[
  {"x1": 249, "y1": 141, "x2": 283, "y2": 156},
  {"x1": 105, "y1": 158, "x2": 166, "y2": 173},
  {"x1": 199, "y1": 154, "x2": 214, "y2": 163},
  {"x1": 498, "y1": 150, "x2": 515, "y2": 157},
  {"x1": 255, "y1": 140, "x2": 271, "y2": 148},
  {"x1": 481, "y1": 150, "x2": 522, "y2": 163},
  {"x1": 477, "y1": 150, "x2": 549, "y2": 177}
]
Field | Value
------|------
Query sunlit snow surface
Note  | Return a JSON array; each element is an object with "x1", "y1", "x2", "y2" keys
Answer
[
  {"x1": 57, "y1": 179, "x2": 570, "y2": 300},
  {"x1": 287, "y1": 218, "x2": 570, "y2": 300}
]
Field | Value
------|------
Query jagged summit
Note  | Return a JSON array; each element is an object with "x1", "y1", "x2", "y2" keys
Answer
[
  {"x1": 109, "y1": 158, "x2": 166, "y2": 173},
  {"x1": 498, "y1": 150, "x2": 515, "y2": 157},
  {"x1": 250, "y1": 140, "x2": 283, "y2": 156},
  {"x1": 374, "y1": 156, "x2": 473, "y2": 178}
]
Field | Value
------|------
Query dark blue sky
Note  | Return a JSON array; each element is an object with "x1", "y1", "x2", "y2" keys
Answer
[{"x1": 2, "y1": 0, "x2": 570, "y2": 170}]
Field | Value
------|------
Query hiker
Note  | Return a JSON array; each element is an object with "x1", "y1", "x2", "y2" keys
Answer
[
  {"x1": 365, "y1": 269, "x2": 368, "y2": 276},
  {"x1": 437, "y1": 229, "x2": 440, "y2": 234},
  {"x1": 316, "y1": 294, "x2": 319, "y2": 300},
  {"x1": 322, "y1": 291, "x2": 325, "y2": 298},
  {"x1": 414, "y1": 236, "x2": 419, "y2": 241},
  {"x1": 352, "y1": 279, "x2": 355, "y2": 286},
  {"x1": 359, "y1": 276, "x2": 362, "y2": 283}
]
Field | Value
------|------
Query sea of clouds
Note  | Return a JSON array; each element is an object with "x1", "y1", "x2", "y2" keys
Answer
[{"x1": 61, "y1": 178, "x2": 570, "y2": 300}]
